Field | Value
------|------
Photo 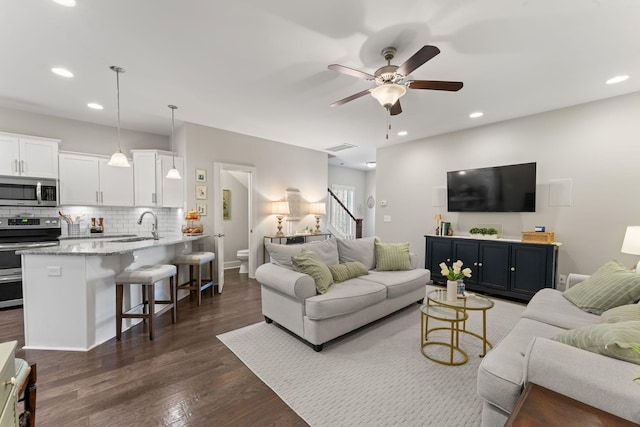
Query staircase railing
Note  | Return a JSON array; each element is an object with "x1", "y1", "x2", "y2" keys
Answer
[{"x1": 327, "y1": 187, "x2": 362, "y2": 239}]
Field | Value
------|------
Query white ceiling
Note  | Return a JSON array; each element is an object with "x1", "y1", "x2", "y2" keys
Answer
[{"x1": 2, "y1": 1, "x2": 639, "y2": 170}]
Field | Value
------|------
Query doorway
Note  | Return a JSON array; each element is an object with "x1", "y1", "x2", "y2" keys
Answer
[{"x1": 213, "y1": 162, "x2": 256, "y2": 292}]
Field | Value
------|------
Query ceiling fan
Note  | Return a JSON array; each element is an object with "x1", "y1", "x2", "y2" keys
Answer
[{"x1": 328, "y1": 45, "x2": 463, "y2": 116}]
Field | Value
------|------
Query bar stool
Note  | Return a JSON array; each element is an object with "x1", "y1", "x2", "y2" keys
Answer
[
  {"x1": 174, "y1": 252, "x2": 215, "y2": 306},
  {"x1": 115, "y1": 264, "x2": 177, "y2": 341}
]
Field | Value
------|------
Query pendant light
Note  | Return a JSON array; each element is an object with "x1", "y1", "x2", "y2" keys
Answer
[
  {"x1": 165, "y1": 105, "x2": 181, "y2": 179},
  {"x1": 107, "y1": 66, "x2": 131, "y2": 167}
]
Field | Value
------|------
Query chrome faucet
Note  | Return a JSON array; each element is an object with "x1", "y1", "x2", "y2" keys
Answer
[{"x1": 137, "y1": 210, "x2": 159, "y2": 240}]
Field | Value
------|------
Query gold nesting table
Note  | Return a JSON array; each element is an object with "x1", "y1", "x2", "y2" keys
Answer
[{"x1": 421, "y1": 289, "x2": 495, "y2": 365}]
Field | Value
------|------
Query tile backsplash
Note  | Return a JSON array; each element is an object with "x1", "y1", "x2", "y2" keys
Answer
[{"x1": 0, "y1": 206, "x2": 184, "y2": 237}]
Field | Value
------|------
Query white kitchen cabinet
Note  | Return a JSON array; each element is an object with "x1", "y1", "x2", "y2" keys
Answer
[
  {"x1": 59, "y1": 153, "x2": 134, "y2": 206},
  {"x1": 132, "y1": 150, "x2": 184, "y2": 208},
  {"x1": 0, "y1": 132, "x2": 59, "y2": 178}
]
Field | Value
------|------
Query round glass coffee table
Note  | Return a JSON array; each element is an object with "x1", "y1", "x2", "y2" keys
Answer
[
  {"x1": 427, "y1": 289, "x2": 494, "y2": 357},
  {"x1": 420, "y1": 303, "x2": 469, "y2": 365}
]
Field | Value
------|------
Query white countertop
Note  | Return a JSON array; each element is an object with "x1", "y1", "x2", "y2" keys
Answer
[{"x1": 18, "y1": 233, "x2": 208, "y2": 256}]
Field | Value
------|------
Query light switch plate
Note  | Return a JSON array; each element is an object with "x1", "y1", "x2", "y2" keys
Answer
[{"x1": 383, "y1": 215, "x2": 391, "y2": 222}]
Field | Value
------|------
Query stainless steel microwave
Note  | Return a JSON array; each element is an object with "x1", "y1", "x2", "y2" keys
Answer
[{"x1": 0, "y1": 177, "x2": 57, "y2": 206}]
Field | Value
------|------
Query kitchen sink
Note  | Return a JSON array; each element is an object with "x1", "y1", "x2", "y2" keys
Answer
[{"x1": 110, "y1": 236, "x2": 157, "y2": 243}]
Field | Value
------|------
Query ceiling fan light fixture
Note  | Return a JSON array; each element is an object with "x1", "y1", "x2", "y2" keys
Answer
[{"x1": 370, "y1": 83, "x2": 406, "y2": 109}]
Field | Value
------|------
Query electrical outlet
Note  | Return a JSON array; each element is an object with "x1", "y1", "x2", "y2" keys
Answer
[
  {"x1": 558, "y1": 274, "x2": 566, "y2": 284},
  {"x1": 383, "y1": 215, "x2": 391, "y2": 222}
]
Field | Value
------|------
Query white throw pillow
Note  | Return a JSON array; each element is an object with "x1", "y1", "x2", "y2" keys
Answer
[
  {"x1": 336, "y1": 236, "x2": 378, "y2": 270},
  {"x1": 302, "y1": 238, "x2": 339, "y2": 266},
  {"x1": 265, "y1": 242, "x2": 303, "y2": 269}
]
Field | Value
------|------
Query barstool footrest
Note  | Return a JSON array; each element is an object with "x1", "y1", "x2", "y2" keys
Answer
[{"x1": 122, "y1": 302, "x2": 174, "y2": 317}]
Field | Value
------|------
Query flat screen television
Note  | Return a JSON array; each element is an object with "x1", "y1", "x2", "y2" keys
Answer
[{"x1": 447, "y1": 162, "x2": 536, "y2": 212}]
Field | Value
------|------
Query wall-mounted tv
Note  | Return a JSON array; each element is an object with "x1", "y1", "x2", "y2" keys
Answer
[{"x1": 447, "y1": 162, "x2": 536, "y2": 212}]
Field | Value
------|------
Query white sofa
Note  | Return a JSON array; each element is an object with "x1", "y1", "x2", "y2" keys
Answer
[
  {"x1": 255, "y1": 237, "x2": 430, "y2": 351},
  {"x1": 477, "y1": 273, "x2": 640, "y2": 425}
]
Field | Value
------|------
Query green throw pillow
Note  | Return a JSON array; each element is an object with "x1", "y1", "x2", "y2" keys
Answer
[
  {"x1": 554, "y1": 320, "x2": 640, "y2": 365},
  {"x1": 375, "y1": 242, "x2": 411, "y2": 271},
  {"x1": 328, "y1": 262, "x2": 369, "y2": 282},
  {"x1": 600, "y1": 304, "x2": 640, "y2": 323},
  {"x1": 563, "y1": 260, "x2": 640, "y2": 314},
  {"x1": 292, "y1": 250, "x2": 333, "y2": 294}
]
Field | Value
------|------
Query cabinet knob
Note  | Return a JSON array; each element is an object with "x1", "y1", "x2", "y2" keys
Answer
[
  {"x1": 511, "y1": 267, "x2": 515, "y2": 271},
  {"x1": 446, "y1": 258, "x2": 451, "y2": 262},
  {"x1": 478, "y1": 262, "x2": 483, "y2": 267},
  {"x1": 473, "y1": 262, "x2": 478, "y2": 266},
  {"x1": 5, "y1": 376, "x2": 16, "y2": 386}
]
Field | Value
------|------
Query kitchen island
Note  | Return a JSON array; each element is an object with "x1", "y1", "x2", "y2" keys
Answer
[{"x1": 19, "y1": 233, "x2": 207, "y2": 351}]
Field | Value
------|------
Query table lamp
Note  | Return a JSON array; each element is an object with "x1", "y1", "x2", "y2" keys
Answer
[
  {"x1": 309, "y1": 202, "x2": 326, "y2": 234},
  {"x1": 272, "y1": 201, "x2": 290, "y2": 237},
  {"x1": 621, "y1": 226, "x2": 640, "y2": 273}
]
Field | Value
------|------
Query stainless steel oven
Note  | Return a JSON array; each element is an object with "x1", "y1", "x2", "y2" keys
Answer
[
  {"x1": 0, "y1": 216, "x2": 61, "y2": 308},
  {"x1": 0, "y1": 177, "x2": 58, "y2": 206}
]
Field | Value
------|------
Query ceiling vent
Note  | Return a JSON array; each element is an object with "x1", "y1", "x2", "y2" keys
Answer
[{"x1": 324, "y1": 143, "x2": 356, "y2": 152}]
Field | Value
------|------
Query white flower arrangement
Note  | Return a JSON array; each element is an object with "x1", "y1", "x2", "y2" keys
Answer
[{"x1": 439, "y1": 260, "x2": 472, "y2": 281}]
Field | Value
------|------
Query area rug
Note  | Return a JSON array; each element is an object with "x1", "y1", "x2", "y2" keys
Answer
[{"x1": 217, "y1": 287, "x2": 525, "y2": 426}]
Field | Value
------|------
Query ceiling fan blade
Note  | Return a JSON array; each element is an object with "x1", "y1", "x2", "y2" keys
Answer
[
  {"x1": 328, "y1": 64, "x2": 375, "y2": 80},
  {"x1": 408, "y1": 80, "x2": 464, "y2": 91},
  {"x1": 396, "y1": 45, "x2": 440, "y2": 76},
  {"x1": 330, "y1": 88, "x2": 373, "y2": 107},
  {"x1": 389, "y1": 100, "x2": 402, "y2": 116}
]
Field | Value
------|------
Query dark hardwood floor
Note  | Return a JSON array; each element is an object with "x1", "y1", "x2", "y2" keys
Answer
[{"x1": 0, "y1": 269, "x2": 308, "y2": 427}]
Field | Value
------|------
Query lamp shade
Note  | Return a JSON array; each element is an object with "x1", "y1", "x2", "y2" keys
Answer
[
  {"x1": 370, "y1": 83, "x2": 406, "y2": 108},
  {"x1": 165, "y1": 167, "x2": 181, "y2": 179},
  {"x1": 107, "y1": 151, "x2": 130, "y2": 167},
  {"x1": 272, "y1": 201, "x2": 290, "y2": 215},
  {"x1": 621, "y1": 226, "x2": 640, "y2": 255},
  {"x1": 309, "y1": 202, "x2": 326, "y2": 215}
]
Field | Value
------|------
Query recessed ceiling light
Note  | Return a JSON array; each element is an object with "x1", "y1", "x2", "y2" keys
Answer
[
  {"x1": 366, "y1": 162, "x2": 376, "y2": 168},
  {"x1": 397, "y1": 131, "x2": 408, "y2": 136},
  {"x1": 51, "y1": 67, "x2": 73, "y2": 78},
  {"x1": 87, "y1": 103, "x2": 103, "y2": 110},
  {"x1": 606, "y1": 75, "x2": 629, "y2": 85},
  {"x1": 469, "y1": 112, "x2": 483, "y2": 118},
  {"x1": 52, "y1": 0, "x2": 76, "y2": 6}
]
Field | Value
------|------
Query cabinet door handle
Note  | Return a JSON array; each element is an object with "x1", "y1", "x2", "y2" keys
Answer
[
  {"x1": 14, "y1": 159, "x2": 18, "y2": 173},
  {"x1": 100, "y1": 191, "x2": 104, "y2": 203},
  {"x1": 511, "y1": 267, "x2": 515, "y2": 271},
  {"x1": 96, "y1": 191, "x2": 99, "y2": 203},
  {"x1": 20, "y1": 160, "x2": 25, "y2": 173}
]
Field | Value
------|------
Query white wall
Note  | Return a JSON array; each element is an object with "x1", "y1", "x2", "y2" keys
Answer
[
  {"x1": 183, "y1": 122, "x2": 328, "y2": 274},
  {"x1": 0, "y1": 107, "x2": 168, "y2": 154},
  {"x1": 328, "y1": 165, "x2": 376, "y2": 237},
  {"x1": 376, "y1": 91, "x2": 640, "y2": 279},
  {"x1": 222, "y1": 170, "x2": 249, "y2": 268},
  {"x1": 364, "y1": 169, "x2": 376, "y2": 237}
]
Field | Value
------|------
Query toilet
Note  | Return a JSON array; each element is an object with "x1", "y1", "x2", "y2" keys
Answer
[{"x1": 237, "y1": 249, "x2": 249, "y2": 274}]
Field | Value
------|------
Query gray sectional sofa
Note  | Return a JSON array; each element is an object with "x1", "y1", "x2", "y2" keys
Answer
[
  {"x1": 255, "y1": 237, "x2": 430, "y2": 351},
  {"x1": 477, "y1": 273, "x2": 640, "y2": 426}
]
